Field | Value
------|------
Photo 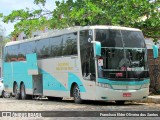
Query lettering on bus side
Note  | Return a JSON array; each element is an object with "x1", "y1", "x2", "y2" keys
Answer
[{"x1": 56, "y1": 62, "x2": 73, "y2": 71}]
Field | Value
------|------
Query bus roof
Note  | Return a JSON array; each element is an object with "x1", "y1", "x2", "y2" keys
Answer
[{"x1": 5, "y1": 25, "x2": 141, "y2": 47}]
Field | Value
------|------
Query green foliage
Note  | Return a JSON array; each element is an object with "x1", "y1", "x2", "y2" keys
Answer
[
  {"x1": 0, "y1": 25, "x2": 11, "y2": 58},
  {"x1": 2, "y1": 6, "x2": 51, "y2": 37},
  {"x1": 0, "y1": 13, "x2": 3, "y2": 18},
  {"x1": 0, "y1": 37, "x2": 11, "y2": 58},
  {"x1": 133, "y1": 0, "x2": 160, "y2": 43},
  {"x1": 0, "y1": 24, "x2": 5, "y2": 37},
  {"x1": 34, "y1": 0, "x2": 46, "y2": 6},
  {"x1": 1, "y1": 0, "x2": 160, "y2": 42}
]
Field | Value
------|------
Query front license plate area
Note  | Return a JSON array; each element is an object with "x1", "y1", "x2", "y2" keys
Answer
[{"x1": 123, "y1": 93, "x2": 131, "y2": 97}]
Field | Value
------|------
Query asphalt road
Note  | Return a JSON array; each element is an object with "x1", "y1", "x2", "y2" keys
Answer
[{"x1": 0, "y1": 97, "x2": 160, "y2": 120}]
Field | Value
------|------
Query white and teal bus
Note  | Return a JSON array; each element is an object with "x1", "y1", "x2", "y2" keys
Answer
[{"x1": 3, "y1": 26, "x2": 150, "y2": 104}]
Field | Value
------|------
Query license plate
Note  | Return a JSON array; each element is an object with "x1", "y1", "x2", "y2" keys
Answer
[{"x1": 123, "y1": 93, "x2": 131, "y2": 97}]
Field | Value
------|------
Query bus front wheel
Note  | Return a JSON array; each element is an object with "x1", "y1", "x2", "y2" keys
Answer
[{"x1": 73, "y1": 84, "x2": 82, "y2": 104}]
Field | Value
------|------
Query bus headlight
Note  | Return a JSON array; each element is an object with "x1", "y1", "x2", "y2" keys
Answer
[
  {"x1": 98, "y1": 83, "x2": 111, "y2": 88},
  {"x1": 141, "y1": 84, "x2": 149, "y2": 88}
]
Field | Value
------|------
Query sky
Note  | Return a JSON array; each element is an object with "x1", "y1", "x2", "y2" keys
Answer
[{"x1": 0, "y1": 0, "x2": 56, "y2": 36}]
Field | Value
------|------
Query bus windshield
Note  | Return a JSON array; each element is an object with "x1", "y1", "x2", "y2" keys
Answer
[{"x1": 95, "y1": 29, "x2": 149, "y2": 80}]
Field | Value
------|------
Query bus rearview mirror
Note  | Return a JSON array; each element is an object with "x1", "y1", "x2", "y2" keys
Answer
[
  {"x1": 152, "y1": 45, "x2": 159, "y2": 59},
  {"x1": 91, "y1": 41, "x2": 101, "y2": 56}
]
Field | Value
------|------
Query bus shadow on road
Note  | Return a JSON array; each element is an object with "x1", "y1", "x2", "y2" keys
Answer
[
  {"x1": 78, "y1": 100, "x2": 144, "y2": 106},
  {"x1": 44, "y1": 98, "x2": 145, "y2": 106},
  {"x1": 3, "y1": 97, "x2": 145, "y2": 106}
]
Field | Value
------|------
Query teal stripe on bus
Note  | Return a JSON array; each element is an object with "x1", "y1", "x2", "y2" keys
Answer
[
  {"x1": 68, "y1": 72, "x2": 86, "y2": 92},
  {"x1": 3, "y1": 61, "x2": 86, "y2": 92},
  {"x1": 98, "y1": 78, "x2": 150, "y2": 85},
  {"x1": 40, "y1": 69, "x2": 67, "y2": 91}
]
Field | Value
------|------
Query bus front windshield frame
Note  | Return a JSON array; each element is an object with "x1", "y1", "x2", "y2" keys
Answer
[{"x1": 95, "y1": 29, "x2": 149, "y2": 80}]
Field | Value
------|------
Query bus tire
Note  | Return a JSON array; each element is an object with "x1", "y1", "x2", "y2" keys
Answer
[
  {"x1": 20, "y1": 83, "x2": 27, "y2": 100},
  {"x1": 14, "y1": 83, "x2": 20, "y2": 99},
  {"x1": 0, "y1": 90, "x2": 3, "y2": 98},
  {"x1": 73, "y1": 84, "x2": 82, "y2": 104},
  {"x1": 1, "y1": 90, "x2": 4, "y2": 98}
]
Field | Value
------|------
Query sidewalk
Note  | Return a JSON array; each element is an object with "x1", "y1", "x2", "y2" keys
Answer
[{"x1": 136, "y1": 95, "x2": 160, "y2": 104}]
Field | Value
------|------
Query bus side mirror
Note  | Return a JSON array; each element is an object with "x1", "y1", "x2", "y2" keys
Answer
[
  {"x1": 153, "y1": 45, "x2": 158, "y2": 59},
  {"x1": 91, "y1": 41, "x2": 101, "y2": 56}
]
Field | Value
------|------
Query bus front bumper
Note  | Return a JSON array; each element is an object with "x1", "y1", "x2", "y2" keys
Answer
[{"x1": 95, "y1": 86, "x2": 149, "y2": 101}]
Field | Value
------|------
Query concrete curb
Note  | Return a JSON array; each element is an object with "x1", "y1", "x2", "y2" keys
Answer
[{"x1": 136, "y1": 95, "x2": 160, "y2": 104}]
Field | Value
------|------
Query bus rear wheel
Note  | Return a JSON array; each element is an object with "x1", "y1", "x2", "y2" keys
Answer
[
  {"x1": 20, "y1": 83, "x2": 27, "y2": 100},
  {"x1": 14, "y1": 83, "x2": 20, "y2": 99},
  {"x1": 73, "y1": 84, "x2": 82, "y2": 104}
]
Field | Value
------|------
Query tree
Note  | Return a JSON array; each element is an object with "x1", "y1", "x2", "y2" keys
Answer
[
  {"x1": 0, "y1": 24, "x2": 5, "y2": 41},
  {"x1": 1, "y1": 0, "x2": 160, "y2": 42},
  {"x1": 0, "y1": 24, "x2": 11, "y2": 58}
]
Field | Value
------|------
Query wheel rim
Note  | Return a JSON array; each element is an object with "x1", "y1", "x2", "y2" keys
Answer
[{"x1": 74, "y1": 86, "x2": 80, "y2": 100}]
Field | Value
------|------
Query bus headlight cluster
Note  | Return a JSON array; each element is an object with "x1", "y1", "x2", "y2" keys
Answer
[
  {"x1": 141, "y1": 84, "x2": 149, "y2": 88},
  {"x1": 97, "y1": 83, "x2": 111, "y2": 88}
]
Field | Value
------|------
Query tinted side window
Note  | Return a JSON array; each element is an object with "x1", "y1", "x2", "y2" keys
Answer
[
  {"x1": 7, "y1": 45, "x2": 19, "y2": 61},
  {"x1": 50, "y1": 36, "x2": 63, "y2": 57},
  {"x1": 26, "y1": 41, "x2": 36, "y2": 54},
  {"x1": 18, "y1": 43, "x2": 27, "y2": 61},
  {"x1": 18, "y1": 41, "x2": 36, "y2": 61},
  {"x1": 36, "y1": 38, "x2": 50, "y2": 59},
  {"x1": 5, "y1": 47, "x2": 10, "y2": 62},
  {"x1": 62, "y1": 32, "x2": 77, "y2": 56},
  {"x1": 5, "y1": 42, "x2": 36, "y2": 62}
]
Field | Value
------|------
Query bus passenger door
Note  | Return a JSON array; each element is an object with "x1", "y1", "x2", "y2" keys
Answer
[{"x1": 80, "y1": 30, "x2": 96, "y2": 100}]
